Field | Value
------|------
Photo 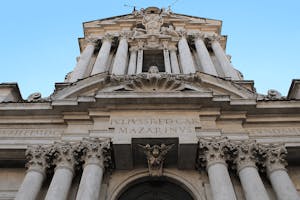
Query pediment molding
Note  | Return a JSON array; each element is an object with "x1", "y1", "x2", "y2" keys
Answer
[{"x1": 52, "y1": 72, "x2": 257, "y2": 102}]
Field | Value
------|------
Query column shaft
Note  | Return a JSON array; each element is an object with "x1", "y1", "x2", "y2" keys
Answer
[
  {"x1": 211, "y1": 40, "x2": 239, "y2": 79},
  {"x1": 239, "y1": 167, "x2": 270, "y2": 200},
  {"x1": 76, "y1": 164, "x2": 104, "y2": 200},
  {"x1": 178, "y1": 37, "x2": 196, "y2": 74},
  {"x1": 70, "y1": 43, "x2": 95, "y2": 82},
  {"x1": 45, "y1": 167, "x2": 74, "y2": 200},
  {"x1": 91, "y1": 38, "x2": 112, "y2": 75},
  {"x1": 269, "y1": 170, "x2": 300, "y2": 200},
  {"x1": 136, "y1": 49, "x2": 143, "y2": 74},
  {"x1": 195, "y1": 37, "x2": 218, "y2": 76},
  {"x1": 163, "y1": 49, "x2": 172, "y2": 73},
  {"x1": 208, "y1": 163, "x2": 237, "y2": 200},
  {"x1": 111, "y1": 37, "x2": 128, "y2": 75},
  {"x1": 127, "y1": 48, "x2": 137, "y2": 75},
  {"x1": 170, "y1": 49, "x2": 180, "y2": 73},
  {"x1": 15, "y1": 170, "x2": 45, "y2": 200}
]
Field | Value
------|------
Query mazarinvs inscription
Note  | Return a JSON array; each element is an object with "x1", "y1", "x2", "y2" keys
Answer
[{"x1": 110, "y1": 117, "x2": 201, "y2": 135}]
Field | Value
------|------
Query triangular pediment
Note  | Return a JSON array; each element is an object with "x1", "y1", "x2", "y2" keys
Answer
[{"x1": 52, "y1": 72, "x2": 257, "y2": 103}]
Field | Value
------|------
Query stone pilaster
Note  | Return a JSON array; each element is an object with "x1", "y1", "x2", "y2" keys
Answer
[
  {"x1": 45, "y1": 142, "x2": 76, "y2": 200},
  {"x1": 263, "y1": 144, "x2": 300, "y2": 200},
  {"x1": 193, "y1": 33, "x2": 218, "y2": 76},
  {"x1": 69, "y1": 38, "x2": 97, "y2": 82},
  {"x1": 232, "y1": 141, "x2": 270, "y2": 200},
  {"x1": 127, "y1": 46, "x2": 138, "y2": 75},
  {"x1": 15, "y1": 145, "x2": 48, "y2": 200},
  {"x1": 178, "y1": 32, "x2": 196, "y2": 74},
  {"x1": 76, "y1": 138, "x2": 111, "y2": 200},
  {"x1": 209, "y1": 35, "x2": 240, "y2": 80},
  {"x1": 111, "y1": 33, "x2": 129, "y2": 75},
  {"x1": 91, "y1": 34, "x2": 113, "y2": 75},
  {"x1": 198, "y1": 137, "x2": 237, "y2": 200}
]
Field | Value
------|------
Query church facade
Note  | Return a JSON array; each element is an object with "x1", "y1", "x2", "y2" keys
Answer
[{"x1": 0, "y1": 7, "x2": 300, "y2": 200}]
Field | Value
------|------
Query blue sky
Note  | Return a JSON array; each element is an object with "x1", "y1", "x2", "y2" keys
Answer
[{"x1": 0, "y1": 0, "x2": 299, "y2": 98}]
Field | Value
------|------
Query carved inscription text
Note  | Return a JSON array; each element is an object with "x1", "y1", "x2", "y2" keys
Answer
[{"x1": 110, "y1": 117, "x2": 201, "y2": 135}]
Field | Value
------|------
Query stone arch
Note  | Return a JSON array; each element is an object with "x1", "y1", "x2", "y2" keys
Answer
[{"x1": 108, "y1": 169, "x2": 205, "y2": 200}]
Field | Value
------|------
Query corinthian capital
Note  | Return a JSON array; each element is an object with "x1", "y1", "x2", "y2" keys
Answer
[
  {"x1": 198, "y1": 137, "x2": 230, "y2": 168},
  {"x1": 25, "y1": 145, "x2": 48, "y2": 175},
  {"x1": 102, "y1": 33, "x2": 114, "y2": 42},
  {"x1": 232, "y1": 140, "x2": 258, "y2": 172},
  {"x1": 192, "y1": 32, "x2": 206, "y2": 41},
  {"x1": 208, "y1": 34, "x2": 221, "y2": 43},
  {"x1": 262, "y1": 143, "x2": 288, "y2": 174},
  {"x1": 49, "y1": 142, "x2": 76, "y2": 172},
  {"x1": 79, "y1": 137, "x2": 111, "y2": 168}
]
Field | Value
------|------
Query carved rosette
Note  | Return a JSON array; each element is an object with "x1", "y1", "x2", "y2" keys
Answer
[
  {"x1": 198, "y1": 137, "x2": 230, "y2": 169},
  {"x1": 49, "y1": 142, "x2": 77, "y2": 173},
  {"x1": 139, "y1": 144, "x2": 174, "y2": 177},
  {"x1": 262, "y1": 144, "x2": 288, "y2": 174},
  {"x1": 231, "y1": 141, "x2": 258, "y2": 172},
  {"x1": 25, "y1": 145, "x2": 48, "y2": 176},
  {"x1": 79, "y1": 137, "x2": 112, "y2": 169}
]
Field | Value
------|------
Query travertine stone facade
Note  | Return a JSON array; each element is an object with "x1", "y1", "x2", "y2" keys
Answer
[{"x1": 0, "y1": 6, "x2": 300, "y2": 200}]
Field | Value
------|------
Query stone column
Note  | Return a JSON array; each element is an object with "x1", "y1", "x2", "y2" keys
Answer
[
  {"x1": 76, "y1": 138, "x2": 111, "y2": 200},
  {"x1": 45, "y1": 142, "x2": 76, "y2": 200},
  {"x1": 69, "y1": 39, "x2": 97, "y2": 82},
  {"x1": 169, "y1": 45, "x2": 180, "y2": 74},
  {"x1": 91, "y1": 34, "x2": 113, "y2": 75},
  {"x1": 163, "y1": 41, "x2": 172, "y2": 73},
  {"x1": 15, "y1": 145, "x2": 47, "y2": 200},
  {"x1": 193, "y1": 33, "x2": 218, "y2": 76},
  {"x1": 209, "y1": 35, "x2": 240, "y2": 80},
  {"x1": 264, "y1": 144, "x2": 300, "y2": 200},
  {"x1": 136, "y1": 41, "x2": 144, "y2": 74},
  {"x1": 199, "y1": 137, "x2": 237, "y2": 200},
  {"x1": 233, "y1": 141, "x2": 270, "y2": 200},
  {"x1": 178, "y1": 35, "x2": 196, "y2": 74},
  {"x1": 127, "y1": 46, "x2": 138, "y2": 75},
  {"x1": 111, "y1": 34, "x2": 129, "y2": 75}
]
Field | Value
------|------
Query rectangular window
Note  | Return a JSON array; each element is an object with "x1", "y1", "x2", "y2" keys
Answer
[{"x1": 142, "y1": 50, "x2": 165, "y2": 72}]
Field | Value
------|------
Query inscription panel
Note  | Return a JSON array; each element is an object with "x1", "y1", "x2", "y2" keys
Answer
[
  {"x1": 110, "y1": 117, "x2": 201, "y2": 135},
  {"x1": 0, "y1": 129, "x2": 62, "y2": 138},
  {"x1": 247, "y1": 127, "x2": 300, "y2": 136}
]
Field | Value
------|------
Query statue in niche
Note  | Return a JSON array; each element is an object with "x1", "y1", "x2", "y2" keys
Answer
[{"x1": 142, "y1": 12, "x2": 163, "y2": 35}]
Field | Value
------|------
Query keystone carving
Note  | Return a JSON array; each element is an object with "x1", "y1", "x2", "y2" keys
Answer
[{"x1": 139, "y1": 143, "x2": 174, "y2": 176}]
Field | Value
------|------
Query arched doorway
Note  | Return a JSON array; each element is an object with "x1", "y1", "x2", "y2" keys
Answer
[{"x1": 118, "y1": 179, "x2": 194, "y2": 200}]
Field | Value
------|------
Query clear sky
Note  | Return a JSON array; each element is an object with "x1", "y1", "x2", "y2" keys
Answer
[{"x1": 0, "y1": 0, "x2": 299, "y2": 98}]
